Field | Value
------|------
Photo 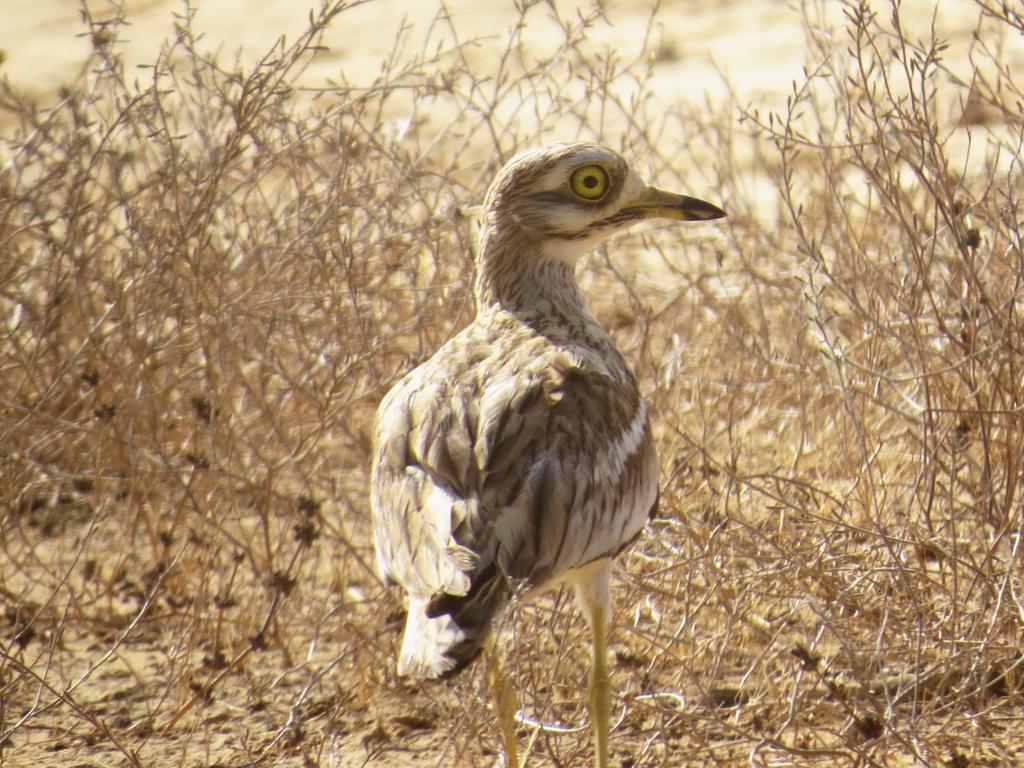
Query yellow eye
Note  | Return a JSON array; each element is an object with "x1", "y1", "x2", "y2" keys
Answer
[{"x1": 569, "y1": 164, "x2": 610, "y2": 201}]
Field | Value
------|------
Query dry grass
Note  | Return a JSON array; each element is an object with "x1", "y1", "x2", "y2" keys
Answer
[{"x1": 2, "y1": 1, "x2": 1023, "y2": 766}]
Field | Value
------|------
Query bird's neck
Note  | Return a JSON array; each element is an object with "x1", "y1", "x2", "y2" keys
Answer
[
  {"x1": 473, "y1": 224, "x2": 594, "y2": 332},
  {"x1": 472, "y1": 221, "x2": 633, "y2": 382}
]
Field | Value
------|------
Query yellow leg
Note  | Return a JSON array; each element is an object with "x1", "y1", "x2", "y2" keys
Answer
[
  {"x1": 572, "y1": 559, "x2": 613, "y2": 768},
  {"x1": 588, "y1": 600, "x2": 610, "y2": 768},
  {"x1": 486, "y1": 636, "x2": 520, "y2": 768}
]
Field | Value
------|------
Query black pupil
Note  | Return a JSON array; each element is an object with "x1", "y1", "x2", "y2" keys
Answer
[{"x1": 583, "y1": 174, "x2": 599, "y2": 189}]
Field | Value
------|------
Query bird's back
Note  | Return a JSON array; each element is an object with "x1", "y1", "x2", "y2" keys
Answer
[{"x1": 372, "y1": 307, "x2": 658, "y2": 677}]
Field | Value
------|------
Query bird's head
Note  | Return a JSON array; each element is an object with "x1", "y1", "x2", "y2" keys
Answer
[{"x1": 481, "y1": 142, "x2": 725, "y2": 266}]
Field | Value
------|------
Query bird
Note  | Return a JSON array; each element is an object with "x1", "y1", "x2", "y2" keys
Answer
[{"x1": 371, "y1": 142, "x2": 724, "y2": 767}]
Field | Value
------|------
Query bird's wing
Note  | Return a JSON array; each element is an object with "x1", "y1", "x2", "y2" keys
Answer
[
  {"x1": 371, "y1": 367, "x2": 482, "y2": 599},
  {"x1": 371, "y1": 343, "x2": 657, "y2": 602}
]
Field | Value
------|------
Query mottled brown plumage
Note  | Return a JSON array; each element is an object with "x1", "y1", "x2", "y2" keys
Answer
[{"x1": 371, "y1": 142, "x2": 723, "y2": 766}]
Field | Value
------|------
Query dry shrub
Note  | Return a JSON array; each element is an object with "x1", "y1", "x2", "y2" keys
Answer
[{"x1": 1, "y1": 1, "x2": 1021, "y2": 766}]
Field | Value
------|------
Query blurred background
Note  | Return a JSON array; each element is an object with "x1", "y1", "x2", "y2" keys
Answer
[{"x1": 3, "y1": 1, "x2": 1023, "y2": 766}]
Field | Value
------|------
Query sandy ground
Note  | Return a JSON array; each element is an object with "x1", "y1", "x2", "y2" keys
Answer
[
  {"x1": 5, "y1": 0, "x2": 800, "y2": 104},
  {"x1": 4, "y1": 0, "x2": 1001, "y2": 113},
  {"x1": 5, "y1": 0, "x2": 1020, "y2": 182}
]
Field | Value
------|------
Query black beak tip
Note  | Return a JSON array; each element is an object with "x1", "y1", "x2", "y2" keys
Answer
[{"x1": 684, "y1": 197, "x2": 726, "y2": 221}]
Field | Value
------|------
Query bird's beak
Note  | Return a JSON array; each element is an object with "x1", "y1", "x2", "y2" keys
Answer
[{"x1": 622, "y1": 186, "x2": 726, "y2": 222}]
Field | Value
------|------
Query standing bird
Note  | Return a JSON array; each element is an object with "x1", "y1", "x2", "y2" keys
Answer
[{"x1": 372, "y1": 142, "x2": 724, "y2": 767}]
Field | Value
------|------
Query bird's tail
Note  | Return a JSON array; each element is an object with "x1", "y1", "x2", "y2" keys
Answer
[{"x1": 397, "y1": 565, "x2": 507, "y2": 679}]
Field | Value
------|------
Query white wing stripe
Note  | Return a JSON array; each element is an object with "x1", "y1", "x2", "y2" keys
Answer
[{"x1": 592, "y1": 400, "x2": 648, "y2": 486}]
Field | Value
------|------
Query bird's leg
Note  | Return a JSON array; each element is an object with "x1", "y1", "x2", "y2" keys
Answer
[
  {"x1": 485, "y1": 634, "x2": 520, "y2": 768},
  {"x1": 588, "y1": 601, "x2": 611, "y2": 768},
  {"x1": 573, "y1": 559, "x2": 613, "y2": 768}
]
